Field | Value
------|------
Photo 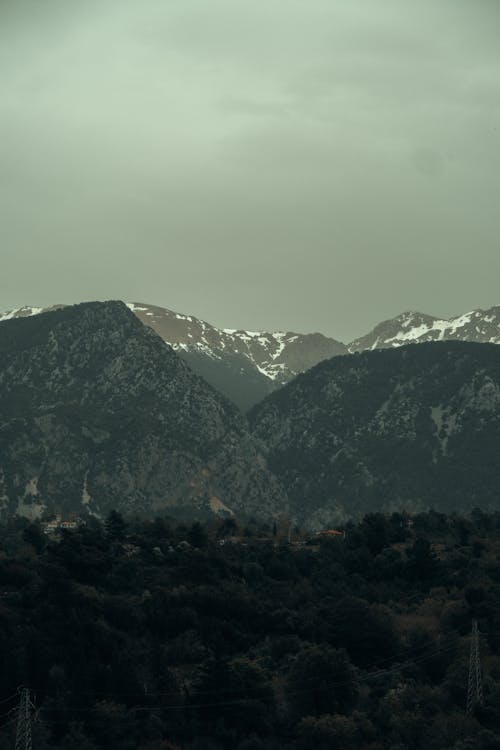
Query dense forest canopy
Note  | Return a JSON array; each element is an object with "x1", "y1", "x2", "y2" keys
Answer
[{"x1": 2, "y1": 510, "x2": 500, "y2": 749}]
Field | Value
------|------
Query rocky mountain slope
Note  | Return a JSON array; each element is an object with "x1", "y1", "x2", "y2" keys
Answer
[
  {"x1": 349, "y1": 306, "x2": 500, "y2": 352},
  {"x1": 2, "y1": 302, "x2": 499, "y2": 410},
  {"x1": 0, "y1": 303, "x2": 348, "y2": 411},
  {"x1": 127, "y1": 303, "x2": 347, "y2": 410},
  {"x1": 250, "y1": 341, "x2": 500, "y2": 528},
  {"x1": 0, "y1": 302, "x2": 286, "y2": 521}
]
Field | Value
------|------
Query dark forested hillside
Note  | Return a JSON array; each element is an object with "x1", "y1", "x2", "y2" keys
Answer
[
  {"x1": 179, "y1": 348, "x2": 276, "y2": 414},
  {"x1": 0, "y1": 301, "x2": 286, "y2": 521},
  {"x1": 250, "y1": 341, "x2": 500, "y2": 528},
  {"x1": 1, "y1": 511, "x2": 500, "y2": 749},
  {"x1": 0, "y1": 303, "x2": 349, "y2": 412}
]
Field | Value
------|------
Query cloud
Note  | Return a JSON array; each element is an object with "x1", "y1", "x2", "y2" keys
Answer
[{"x1": 0, "y1": 0, "x2": 499, "y2": 339}]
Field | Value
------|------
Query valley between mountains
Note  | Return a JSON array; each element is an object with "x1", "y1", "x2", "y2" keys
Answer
[
  {"x1": 2, "y1": 301, "x2": 499, "y2": 411},
  {"x1": 0, "y1": 300, "x2": 499, "y2": 528}
]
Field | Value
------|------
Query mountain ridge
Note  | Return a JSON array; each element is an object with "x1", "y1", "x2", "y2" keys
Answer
[
  {"x1": 0, "y1": 302, "x2": 348, "y2": 410},
  {"x1": 0, "y1": 300, "x2": 287, "y2": 522},
  {"x1": 249, "y1": 339, "x2": 500, "y2": 528},
  {"x1": 1, "y1": 301, "x2": 499, "y2": 409},
  {"x1": 1, "y1": 302, "x2": 500, "y2": 527},
  {"x1": 348, "y1": 306, "x2": 500, "y2": 352}
]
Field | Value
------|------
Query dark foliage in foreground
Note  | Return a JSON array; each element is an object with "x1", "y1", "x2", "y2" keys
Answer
[{"x1": 2, "y1": 510, "x2": 500, "y2": 749}]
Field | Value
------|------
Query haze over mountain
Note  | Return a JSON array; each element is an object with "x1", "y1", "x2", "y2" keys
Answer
[
  {"x1": 0, "y1": 301, "x2": 286, "y2": 522},
  {"x1": 250, "y1": 341, "x2": 500, "y2": 528}
]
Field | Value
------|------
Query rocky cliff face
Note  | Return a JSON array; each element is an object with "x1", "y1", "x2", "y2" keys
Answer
[
  {"x1": 0, "y1": 302, "x2": 287, "y2": 521},
  {"x1": 250, "y1": 341, "x2": 500, "y2": 529}
]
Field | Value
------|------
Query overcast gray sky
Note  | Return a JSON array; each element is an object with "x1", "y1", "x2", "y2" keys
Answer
[{"x1": 1, "y1": 0, "x2": 499, "y2": 341}]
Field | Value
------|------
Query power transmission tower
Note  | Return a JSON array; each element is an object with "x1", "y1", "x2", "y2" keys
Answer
[
  {"x1": 15, "y1": 688, "x2": 33, "y2": 750},
  {"x1": 466, "y1": 619, "x2": 483, "y2": 715}
]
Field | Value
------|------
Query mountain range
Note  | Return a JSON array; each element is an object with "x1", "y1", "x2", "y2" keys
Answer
[
  {"x1": 1, "y1": 301, "x2": 500, "y2": 527},
  {"x1": 0, "y1": 302, "x2": 286, "y2": 522},
  {"x1": 1, "y1": 302, "x2": 499, "y2": 410}
]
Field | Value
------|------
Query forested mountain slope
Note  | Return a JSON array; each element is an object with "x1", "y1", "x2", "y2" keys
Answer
[
  {"x1": 250, "y1": 342, "x2": 500, "y2": 528},
  {"x1": 0, "y1": 301, "x2": 286, "y2": 521},
  {"x1": 2, "y1": 302, "x2": 499, "y2": 411},
  {"x1": 0, "y1": 302, "x2": 348, "y2": 411}
]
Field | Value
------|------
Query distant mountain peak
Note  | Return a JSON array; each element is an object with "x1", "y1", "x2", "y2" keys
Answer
[{"x1": 349, "y1": 306, "x2": 500, "y2": 352}]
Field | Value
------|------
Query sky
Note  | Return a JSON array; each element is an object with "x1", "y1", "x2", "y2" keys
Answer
[{"x1": 1, "y1": 0, "x2": 499, "y2": 342}]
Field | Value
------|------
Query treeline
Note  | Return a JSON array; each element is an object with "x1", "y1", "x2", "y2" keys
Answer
[{"x1": 1, "y1": 510, "x2": 500, "y2": 749}]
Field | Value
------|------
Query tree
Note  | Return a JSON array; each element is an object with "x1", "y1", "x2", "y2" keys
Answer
[
  {"x1": 286, "y1": 645, "x2": 357, "y2": 719},
  {"x1": 405, "y1": 537, "x2": 439, "y2": 583},
  {"x1": 23, "y1": 522, "x2": 46, "y2": 554},
  {"x1": 326, "y1": 596, "x2": 398, "y2": 667},
  {"x1": 58, "y1": 723, "x2": 97, "y2": 749},
  {"x1": 297, "y1": 712, "x2": 375, "y2": 750},
  {"x1": 105, "y1": 510, "x2": 126, "y2": 543},
  {"x1": 187, "y1": 522, "x2": 208, "y2": 549}
]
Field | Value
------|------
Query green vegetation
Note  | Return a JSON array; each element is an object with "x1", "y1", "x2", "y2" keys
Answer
[
  {"x1": 2, "y1": 510, "x2": 500, "y2": 749},
  {"x1": 250, "y1": 341, "x2": 500, "y2": 523}
]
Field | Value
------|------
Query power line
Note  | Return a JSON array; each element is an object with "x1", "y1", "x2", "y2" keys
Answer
[
  {"x1": 0, "y1": 717, "x2": 17, "y2": 733},
  {"x1": 0, "y1": 693, "x2": 20, "y2": 708},
  {"x1": 33, "y1": 638, "x2": 460, "y2": 721},
  {"x1": 24, "y1": 629, "x2": 462, "y2": 703},
  {"x1": 3, "y1": 628, "x2": 468, "y2": 734}
]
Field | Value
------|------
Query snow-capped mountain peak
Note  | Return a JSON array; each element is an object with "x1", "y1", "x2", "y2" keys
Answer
[
  {"x1": 125, "y1": 302, "x2": 347, "y2": 383},
  {"x1": 0, "y1": 306, "x2": 45, "y2": 321},
  {"x1": 349, "y1": 306, "x2": 500, "y2": 352},
  {"x1": 1, "y1": 300, "x2": 498, "y2": 409}
]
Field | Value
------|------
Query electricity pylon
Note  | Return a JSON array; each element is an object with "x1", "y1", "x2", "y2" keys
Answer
[
  {"x1": 15, "y1": 688, "x2": 33, "y2": 750},
  {"x1": 466, "y1": 619, "x2": 483, "y2": 715}
]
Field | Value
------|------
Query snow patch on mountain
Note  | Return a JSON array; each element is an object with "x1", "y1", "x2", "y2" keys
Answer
[
  {"x1": 349, "y1": 307, "x2": 500, "y2": 352},
  {"x1": 123, "y1": 303, "x2": 348, "y2": 383},
  {"x1": 0, "y1": 306, "x2": 44, "y2": 321},
  {"x1": 2, "y1": 302, "x2": 498, "y2": 389}
]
